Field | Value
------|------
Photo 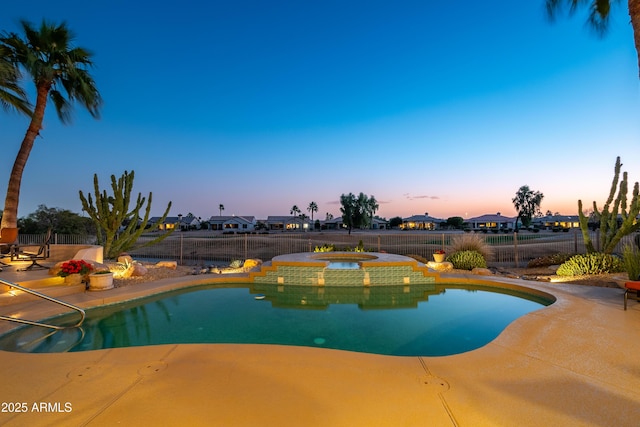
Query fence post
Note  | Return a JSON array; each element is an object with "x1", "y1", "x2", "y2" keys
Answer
[
  {"x1": 574, "y1": 231, "x2": 578, "y2": 254},
  {"x1": 308, "y1": 237, "x2": 312, "y2": 252},
  {"x1": 513, "y1": 232, "x2": 519, "y2": 268},
  {"x1": 378, "y1": 235, "x2": 381, "y2": 252},
  {"x1": 179, "y1": 232, "x2": 183, "y2": 265},
  {"x1": 245, "y1": 233, "x2": 248, "y2": 260},
  {"x1": 441, "y1": 233, "x2": 445, "y2": 251}
]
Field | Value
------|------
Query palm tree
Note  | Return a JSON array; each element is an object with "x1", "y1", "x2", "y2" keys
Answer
[
  {"x1": 0, "y1": 20, "x2": 102, "y2": 229},
  {"x1": 219, "y1": 204, "x2": 224, "y2": 216},
  {"x1": 307, "y1": 201, "x2": 318, "y2": 222},
  {"x1": 545, "y1": 0, "x2": 640, "y2": 77},
  {"x1": 0, "y1": 44, "x2": 31, "y2": 116},
  {"x1": 290, "y1": 205, "x2": 301, "y2": 217}
]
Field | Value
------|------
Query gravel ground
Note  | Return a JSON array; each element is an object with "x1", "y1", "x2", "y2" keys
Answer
[{"x1": 112, "y1": 264, "x2": 195, "y2": 288}]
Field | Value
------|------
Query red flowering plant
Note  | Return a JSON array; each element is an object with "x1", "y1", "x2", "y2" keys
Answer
[
  {"x1": 434, "y1": 250, "x2": 446, "y2": 255},
  {"x1": 58, "y1": 260, "x2": 93, "y2": 277}
]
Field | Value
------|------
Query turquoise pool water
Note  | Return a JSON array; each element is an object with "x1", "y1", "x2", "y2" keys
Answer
[{"x1": 0, "y1": 283, "x2": 551, "y2": 356}]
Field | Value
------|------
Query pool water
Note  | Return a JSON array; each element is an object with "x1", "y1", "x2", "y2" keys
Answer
[
  {"x1": 0, "y1": 283, "x2": 551, "y2": 356},
  {"x1": 326, "y1": 261, "x2": 360, "y2": 269}
]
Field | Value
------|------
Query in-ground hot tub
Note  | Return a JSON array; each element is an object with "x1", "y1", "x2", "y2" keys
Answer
[
  {"x1": 251, "y1": 252, "x2": 437, "y2": 286},
  {"x1": 311, "y1": 253, "x2": 378, "y2": 269}
]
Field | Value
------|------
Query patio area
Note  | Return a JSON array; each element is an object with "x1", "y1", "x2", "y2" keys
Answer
[{"x1": 0, "y1": 265, "x2": 639, "y2": 426}]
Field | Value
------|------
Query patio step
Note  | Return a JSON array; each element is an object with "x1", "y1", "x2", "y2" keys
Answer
[
  {"x1": 0, "y1": 284, "x2": 85, "y2": 306},
  {"x1": 0, "y1": 273, "x2": 84, "y2": 306}
]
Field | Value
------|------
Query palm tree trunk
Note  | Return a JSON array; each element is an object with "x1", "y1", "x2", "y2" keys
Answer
[
  {"x1": 1, "y1": 83, "x2": 49, "y2": 229},
  {"x1": 631, "y1": 0, "x2": 640, "y2": 77}
]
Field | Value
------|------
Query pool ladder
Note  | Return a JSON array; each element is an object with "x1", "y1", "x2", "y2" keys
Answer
[{"x1": 0, "y1": 278, "x2": 85, "y2": 330}]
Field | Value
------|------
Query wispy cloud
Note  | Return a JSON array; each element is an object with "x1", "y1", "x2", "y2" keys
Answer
[{"x1": 405, "y1": 194, "x2": 440, "y2": 201}]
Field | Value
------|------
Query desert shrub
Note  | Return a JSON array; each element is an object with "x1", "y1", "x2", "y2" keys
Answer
[
  {"x1": 527, "y1": 253, "x2": 573, "y2": 268},
  {"x1": 314, "y1": 244, "x2": 335, "y2": 252},
  {"x1": 229, "y1": 259, "x2": 243, "y2": 268},
  {"x1": 447, "y1": 250, "x2": 487, "y2": 270},
  {"x1": 556, "y1": 253, "x2": 624, "y2": 276},
  {"x1": 447, "y1": 233, "x2": 493, "y2": 262},
  {"x1": 622, "y1": 244, "x2": 640, "y2": 281},
  {"x1": 354, "y1": 240, "x2": 365, "y2": 252}
]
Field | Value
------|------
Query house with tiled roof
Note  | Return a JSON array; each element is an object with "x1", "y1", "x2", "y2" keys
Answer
[
  {"x1": 322, "y1": 217, "x2": 389, "y2": 230},
  {"x1": 266, "y1": 216, "x2": 311, "y2": 231},
  {"x1": 467, "y1": 213, "x2": 517, "y2": 231},
  {"x1": 150, "y1": 214, "x2": 202, "y2": 231},
  {"x1": 207, "y1": 216, "x2": 256, "y2": 232},
  {"x1": 400, "y1": 214, "x2": 443, "y2": 230},
  {"x1": 531, "y1": 214, "x2": 579, "y2": 230}
]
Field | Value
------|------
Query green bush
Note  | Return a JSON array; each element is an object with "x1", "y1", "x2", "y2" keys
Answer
[
  {"x1": 556, "y1": 253, "x2": 624, "y2": 276},
  {"x1": 447, "y1": 250, "x2": 487, "y2": 270},
  {"x1": 527, "y1": 253, "x2": 573, "y2": 268},
  {"x1": 351, "y1": 240, "x2": 366, "y2": 252},
  {"x1": 622, "y1": 244, "x2": 640, "y2": 280},
  {"x1": 447, "y1": 233, "x2": 493, "y2": 262},
  {"x1": 229, "y1": 259, "x2": 243, "y2": 268},
  {"x1": 314, "y1": 242, "x2": 370, "y2": 252}
]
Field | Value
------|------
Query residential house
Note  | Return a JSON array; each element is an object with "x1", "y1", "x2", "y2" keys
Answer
[
  {"x1": 370, "y1": 218, "x2": 389, "y2": 229},
  {"x1": 322, "y1": 217, "x2": 389, "y2": 230},
  {"x1": 150, "y1": 214, "x2": 201, "y2": 231},
  {"x1": 531, "y1": 214, "x2": 580, "y2": 230},
  {"x1": 266, "y1": 216, "x2": 311, "y2": 231},
  {"x1": 149, "y1": 216, "x2": 180, "y2": 231},
  {"x1": 400, "y1": 214, "x2": 443, "y2": 230},
  {"x1": 207, "y1": 216, "x2": 257, "y2": 232},
  {"x1": 179, "y1": 214, "x2": 202, "y2": 230},
  {"x1": 322, "y1": 217, "x2": 343, "y2": 230},
  {"x1": 467, "y1": 213, "x2": 517, "y2": 231}
]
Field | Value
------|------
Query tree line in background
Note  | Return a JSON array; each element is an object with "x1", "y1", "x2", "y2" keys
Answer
[
  {"x1": 3, "y1": 156, "x2": 637, "y2": 241},
  {"x1": 5, "y1": 204, "x2": 94, "y2": 235}
]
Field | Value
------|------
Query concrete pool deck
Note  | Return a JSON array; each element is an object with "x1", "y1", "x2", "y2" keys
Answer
[{"x1": 0, "y1": 271, "x2": 639, "y2": 426}]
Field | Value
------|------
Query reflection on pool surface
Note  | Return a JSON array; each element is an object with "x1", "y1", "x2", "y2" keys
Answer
[{"x1": 0, "y1": 283, "x2": 552, "y2": 356}]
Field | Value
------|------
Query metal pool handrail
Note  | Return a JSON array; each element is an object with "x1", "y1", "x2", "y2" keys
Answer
[{"x1": 0, "y1": 278, "x2": 85, "y2": 330}]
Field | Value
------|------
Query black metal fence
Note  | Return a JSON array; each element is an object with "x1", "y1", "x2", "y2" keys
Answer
[{"x1": 20, "y1": 230, "x2": 636, "y2": 268}]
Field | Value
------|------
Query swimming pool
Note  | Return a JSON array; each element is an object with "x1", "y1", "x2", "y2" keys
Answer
[{"x1": 0, "y1": 282, "x2": 552, "y2": 356}]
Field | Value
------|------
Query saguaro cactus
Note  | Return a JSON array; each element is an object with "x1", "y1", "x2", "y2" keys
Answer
[
  {"x1": 79, "y1": 170, "x2": 172, "y2": 259},
  {"x1": 578, "y1": 157, "x2": 640, "y2": 254}
]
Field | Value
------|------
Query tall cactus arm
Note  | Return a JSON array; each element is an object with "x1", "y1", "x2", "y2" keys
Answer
[{"x1": 78, "y1": 170, "x2": 173, "y2": 259}]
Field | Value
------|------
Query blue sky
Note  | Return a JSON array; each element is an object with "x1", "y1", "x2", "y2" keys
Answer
[{"x1": 1, "y1": 1, "x2": 639, "y2": 221}]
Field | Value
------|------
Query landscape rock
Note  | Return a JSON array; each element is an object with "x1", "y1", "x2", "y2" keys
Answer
[
  {"x1": 156, "y1": 261, "x2": 177, "y2": 269},
  {"x1": 472, "y1": 267, "x2": 493, "y2": 276},
  {"x1": 118, "y1": 254, "x2": 133, "y2": 265},
  {"x1": 426, "y1": 261, "x2": 453, "y2": 272},
  {"x1": 131, "y1": 263, "x2": 148, "y2": 277},
  {"x1": 243, "y1": 259, "x2": 262, "y2": 269}
]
